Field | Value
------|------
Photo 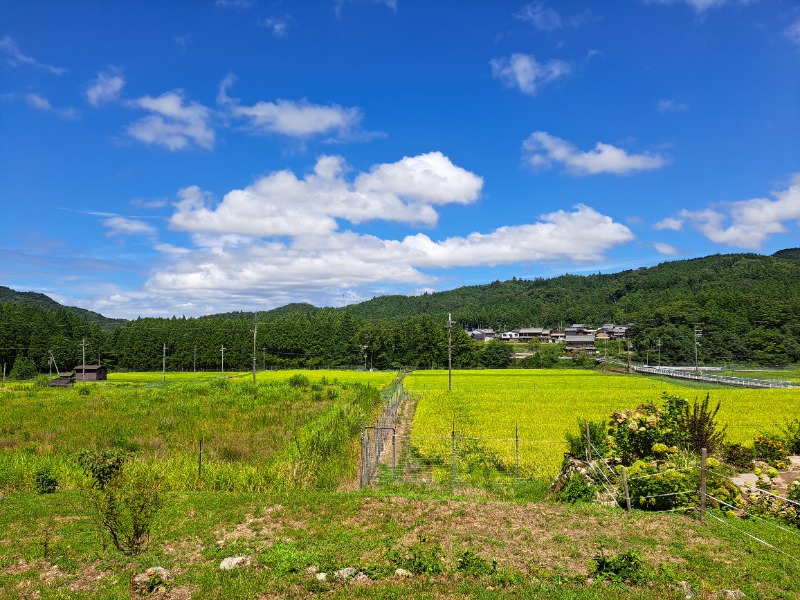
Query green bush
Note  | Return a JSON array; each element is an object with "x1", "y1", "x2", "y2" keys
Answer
[
  {"x1": 456, "y1": 550, "x2": 497, "y2": 576},
  {"x1": 77, "y1": 449, "x2": 130, "y2": 489},
  {"x1": 752, "y1": 434, "x2": 789, "y2": 469},
  {"x1": 592, "y1": 549, "x2": 650, "y2": 584},
  {"x1": 82, "y1": 463, "x2": 164, "y2": 556},
  {"x1": 779, "y1": 418, "x2": 800, "y2": 454},
  {"x1": 34, "y1": 467, "x2": 58, "y2": 494},
  {"x1": 387, "y1": 537, "x2": 445, "y2": 575},
  {"x1": 287, "y1": 374, "x2": 310, "y2": 388},
  {"x1": 721, "y1": 442, "x2": 756, "y2": 472},
  {"x1": 684, "y1": 393, "x2": 727, "y2": 455},
  {"x1": 565, "y1": 419, "x2": 609, "y2": 460},
  {"x1": 553, "y1": 472, "x2": 597, "y2": 504}
]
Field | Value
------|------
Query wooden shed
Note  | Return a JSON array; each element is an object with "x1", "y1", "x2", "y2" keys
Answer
[{"x1": 73, "y1": 364, "x2": 108, "y2": 381}]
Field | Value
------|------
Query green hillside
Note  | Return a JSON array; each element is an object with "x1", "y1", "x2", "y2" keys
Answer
[{"x1": 0, "y1": 285, "x2": 127, "y2": 331}]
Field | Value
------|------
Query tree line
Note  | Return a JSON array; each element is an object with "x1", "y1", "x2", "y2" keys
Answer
[{"x1": 2, "y1": 251, "x2": 799, "y2": 376}]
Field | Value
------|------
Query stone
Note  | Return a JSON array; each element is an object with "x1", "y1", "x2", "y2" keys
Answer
[
  {"x1": 677, "y1": 581, "x2": 694, "y2": 599},
  {"x1": 306, "y1": 565, "x2": 318, "y2": 575},
  {"x1": 219, "y1": 555, "x2": 252, "y2": 570},
  {"x1": 721, "y1": 591, "x2": 745, "y2": 600},
  {"x1": 315, "y1": 572, "x2": 327, "y2": 582},
  {"x1": 395, "y1": 568, "x2": 412, "y2": 578},
  {"x1": 334, "y1": 567, "x2": 356, "y2": 579},
  {"x1": 132, "y1": 567, "x2": 174, "y2": 593}
]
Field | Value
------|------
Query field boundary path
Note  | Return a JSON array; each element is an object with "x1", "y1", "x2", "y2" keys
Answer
[{"x1": 359, "y1": 377, "x2": 408, "y2": 487}]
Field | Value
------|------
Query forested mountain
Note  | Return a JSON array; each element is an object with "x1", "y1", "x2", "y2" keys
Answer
[
  {"x1": 2, "y1": 250, "x2": 799, "y2": 375},
  {"x1": 0, "y1": 286, "x2": 126, "y2": 331}
]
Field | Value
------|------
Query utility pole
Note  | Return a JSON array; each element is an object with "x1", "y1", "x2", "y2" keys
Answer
[
  {"x1": 221, "y1": 345, "x2": 225, "y2": 375},
  {"x1": 252, "y1": 312, "x2": 258, "y2": 383},
  {"x1": 262, "y1": 346, "x2": 267, "y2": 370},
  {"x1": 193, "y1": 346, "x2": 197, "y2": 382},
  {"x1": 657, "y1": 338, "x2": 662, "y2": 367},
  {"x1": 163, "y1": 343, "x2": 167, "y2": 383},
  {"x1": 447, "y1": 313, "x2": 453, "y2": 391},
  {"x1": 80, "y1": 338, "x2": 88, "y2": 383},
  {"x1": 694, "y1": 325, "x2": 703, "y2": 373}
]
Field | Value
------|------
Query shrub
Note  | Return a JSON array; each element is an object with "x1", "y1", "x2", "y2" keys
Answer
[
  {"x1": 721, "y1": 442, "x2": 755, "y2": 472},
  {"x1": 752, "y1": 434, "x2": 789, "y2": 469},
  {"x1": 386, "y1": 537, "x2": 445, "y2": 575},
  {"x1": 287, "y1": 374, "x2": 310, "y2": 388},
  {"x1": 77, "y1": 449, "x2": 130, "y2": 489},
  {"x1": 456, "y1": 550, "x2": 497, "y2": 576},
  {"x1": 82, "y1": 463, "x2": 164, "y2": 556},
  {"x1": 684, "y1": 393, "x2": 727, "y2": 455},
  {"x1": 779, "y1": 418, "x2": 800, "y2": 454},
  {"x1": 553, "y1": 472, "x2": 597, "y2": 504},
  {"x1": 565, "y1": 419, "x2": 609, "y2": 460},
  {"x1": 34, "y1": 468, "x2": 58, "y2": 494},
  {"x1": 592, "y1": 550, "x2": 650, "y2": 584}
]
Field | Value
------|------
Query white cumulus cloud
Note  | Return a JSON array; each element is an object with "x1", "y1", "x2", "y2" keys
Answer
[
  {"x1": 523, "y1": 131, "x2": 667, "y2": 176},
  {"x1": 127, "y1": 91, "x2": 214, "y2": 151},
  {"x1": 170, "y1": 152, "x2": 484, "y2": 236},
  {"x1": 490, "y1": 53, "x2": 571, "y2": 96},
  {"x1": 677, "y1": 175, "x2": 800, "y2": 249}
]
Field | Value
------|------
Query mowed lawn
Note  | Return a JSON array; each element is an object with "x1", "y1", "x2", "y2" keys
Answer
[{"x1": 405, "y1": 369, "x2": 800, "y2": 478}]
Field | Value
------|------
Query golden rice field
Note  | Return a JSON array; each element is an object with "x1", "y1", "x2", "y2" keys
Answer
[{"x1": 405, "y1": 369, "x2": 800, "y2": 479}]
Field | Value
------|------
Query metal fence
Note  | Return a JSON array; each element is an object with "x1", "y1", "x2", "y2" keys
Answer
[{"x1": 359, "y1": 377, "x2": 406, "y2": 487}]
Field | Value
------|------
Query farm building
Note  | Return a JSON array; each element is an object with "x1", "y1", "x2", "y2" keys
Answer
[{"x1": 73, "y1": 364, "x2": 108, "y2": 381}]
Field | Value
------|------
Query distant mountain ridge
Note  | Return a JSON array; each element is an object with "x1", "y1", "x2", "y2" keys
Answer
[{"x1": 2, "y1": 248, "x2": 799, "y2": 328}]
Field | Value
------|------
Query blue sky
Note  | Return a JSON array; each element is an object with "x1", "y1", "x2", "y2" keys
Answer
[{"x1": 1, "y1": 0, "x2": 799, "y2": 319}]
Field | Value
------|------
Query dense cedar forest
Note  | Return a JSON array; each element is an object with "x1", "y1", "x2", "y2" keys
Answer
[{"x1": 2, "y1": 251, "x2": 799, "y2": 376}]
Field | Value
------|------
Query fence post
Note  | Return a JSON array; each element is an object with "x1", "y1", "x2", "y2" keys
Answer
[
  {"x1": 515, "y1": 423, "x2": 520, "y2": 482},
  {"x1": 621, "y1": 466, "x2": 631, "y2": 511},
  {"x1": 392, "y1": 428, "x2": 396, "y2": 481},
  {"x1": 359, "y1": 430, "x2": 364, "y2": 489},
  {"x1": 451, "y1": 421, "x2": 456, "y2": 495},
  {"x1": 700, "y1": 448, "x2": 707, "y2": 524},
  {"x1": 198, "y1": 438, "x2": 203, "y2": 482},
  {"x1": 585, "y1": 422, "x2": 591, "y2": 462}
]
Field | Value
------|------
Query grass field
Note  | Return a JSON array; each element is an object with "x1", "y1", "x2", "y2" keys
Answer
[
  {"x1": 405, "y1": 369, "x2": 800, "y2": 478},
  {"x1": 0, "y1": 370, "x2": 397, "y2": 493},
  {"x1": 1, "y1": 368, "x2": 799, "y2": 598}
]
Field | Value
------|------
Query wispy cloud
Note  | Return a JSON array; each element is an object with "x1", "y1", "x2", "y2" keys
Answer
[
  {"x1": 218, "y1": 74, "x2": 378, "y2": 141},
  {"x1": 490, "y1": 54, "x2": 572, "y2": 96},
  {"x1": 215, "y1": 0, "x2": 254, "y2": 9},
  {"x1": 657, "y1": 99, "x2": 689, "y2": 112},
  {"x1": 25, "y1": 93, "x2": 78, "y2": 120},
  {"x1": 0, "y1": 35, "x2": 67, "y2": 75},
  {"x1": 785, "y1": 19, "x2": 800, "y2": 49},
  {"x1": 644, "y1": 0, "x2": 752, "y2": 14},
  {"x1": 652, "y1": 242, "x2": 680, "y2": 255},
  {"x1": 514, "y1": 2, "x2": 592, "y2": 31},
  {"x1": 103, "y1": 216, "x2": 158, "y2": 238},
  {"x1": 258, "y1": 17, "x2": 290, "y2": 38},
  {"x1": 522, "y1": 131, "x2": 668, "y2": 176},
  {"x1": 127, "y1": 91, "x2": 215, "y2": 151},
  {"x1": 86, "y1": 68, "x2": 125, "y2": 107}
]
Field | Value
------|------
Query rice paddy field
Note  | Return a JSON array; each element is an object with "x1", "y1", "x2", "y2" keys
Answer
[{"x1": 405, "y1": 369, "x2": 800, "y2": 479}]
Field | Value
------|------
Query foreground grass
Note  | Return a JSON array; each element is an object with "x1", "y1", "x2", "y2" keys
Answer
[{"x1": 1, "y1": 489, "x2": 798, "y2": 599}]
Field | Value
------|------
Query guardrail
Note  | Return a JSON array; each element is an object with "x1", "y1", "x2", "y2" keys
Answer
[{"x1": 632, "y1": 363, "x2": 799, "y2": 389}]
